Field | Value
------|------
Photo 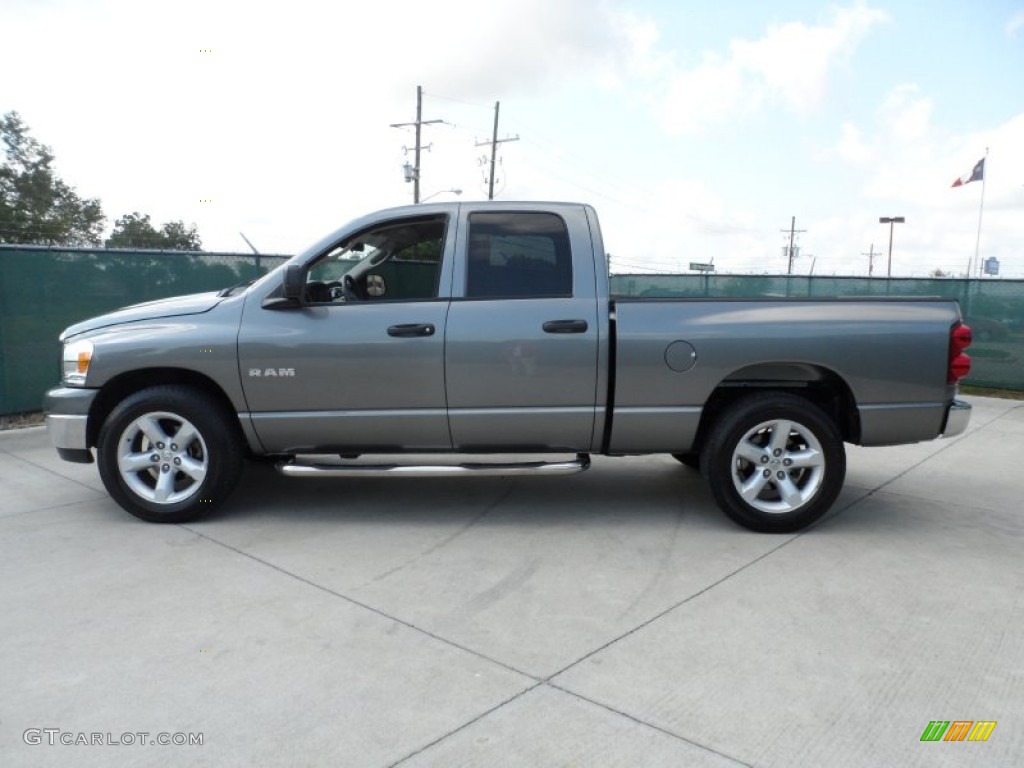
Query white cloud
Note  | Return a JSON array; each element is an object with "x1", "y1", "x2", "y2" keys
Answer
[
  {"x1": 3, "y1": 1, "x2": 1019, "y2": 277},
  {"x1": 836, "y1": 123, "x2": 872, "y2": 164},
  {"x1": 0, "y1": 0, "x2": 641, "y2": 252},
  {"x1": 825, "y1": 83, "x2": 1024, "y2": 276},
  {"x1": 656, "y1": 3, "x2": 889, "y2": 135},
  {"x1": 1007, "y1": 10, "x2": 1024, "y2": 37},
  {"x1": 598, "y1": 13, "x2": 671, "y2": 88},
  {"x1": 596, "y1": 179, "x2": 768, "y2": 273},
  {"x1": 822, "y1": 83, "x2": 946, "y2": 205},
  {"x1": 877, "y1": 84, "x2": 934, "y2": 143}
]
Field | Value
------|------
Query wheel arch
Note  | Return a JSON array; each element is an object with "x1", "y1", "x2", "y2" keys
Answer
[
  {"x1": 86, "y1": 368, "x2": 244, "y2": 450},
  {"x1": 692, "y1": 363, "x2": 860, "y2": 454}
]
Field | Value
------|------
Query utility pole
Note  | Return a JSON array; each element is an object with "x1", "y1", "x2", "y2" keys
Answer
[
  {"x1": 390, "y1": 85, "x2": 445, "y2": 203},
  {"x1": 780, "y1": 216, "x2": 806, "y2": 275},
  {"x1": 861, "y1": 243, "x2": 878, "y2": 276},
  {"x1": 475, "y1": 101, "x2": 519, "y2": 200}
]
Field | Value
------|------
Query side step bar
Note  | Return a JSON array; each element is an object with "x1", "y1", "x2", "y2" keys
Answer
[{"x1": 276, "y1": 454, "x2": 591, "y2": 478}]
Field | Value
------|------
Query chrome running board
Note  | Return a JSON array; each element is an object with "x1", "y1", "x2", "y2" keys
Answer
[{"x1": 276, "y1": 454, "x2": 591, "y2": 478}]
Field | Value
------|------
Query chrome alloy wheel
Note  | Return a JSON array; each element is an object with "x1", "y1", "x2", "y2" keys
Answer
[
  {"x1": 116, "y1": 411, "x2": 208, "y2": 505},
  {"x1": 730, "y1": 418, "x2": 826, "y2": 514}
]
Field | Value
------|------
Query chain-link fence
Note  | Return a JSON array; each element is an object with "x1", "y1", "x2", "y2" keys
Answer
[
  {"x1": 611, "y1": 274, "x2": 1024, "y2": 391},
  {"x1": 2, "y1": 254, "x2": 1021, "y2": 416},
  {"x1": 0, "y1": 246, "x2": 289, "y2": 415}
]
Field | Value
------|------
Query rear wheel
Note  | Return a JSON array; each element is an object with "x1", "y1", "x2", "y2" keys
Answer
[
  {"x1": 700, "y1": 393, "x2": 845, "y2": 533},
  {"x1": 97, "y1": 386, "x2": 242, "y2": 523}
]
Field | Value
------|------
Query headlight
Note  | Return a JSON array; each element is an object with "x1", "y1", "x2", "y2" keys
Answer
[{"x1": 62, "y1": 339, "x2": 94, "y2": 386}]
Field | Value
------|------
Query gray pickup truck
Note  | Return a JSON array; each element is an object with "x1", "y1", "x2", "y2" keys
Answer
[{"x1": 45, "y1": 201, "x2": 973, "y2": 532}]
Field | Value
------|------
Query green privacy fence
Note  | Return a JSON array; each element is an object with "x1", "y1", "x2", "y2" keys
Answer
[
  {"x1": 2, "y1": 251, "x2": 1023, "y2": 416},
  {"x1": 0, "y1": 246, "x2": 289, "y2": 415},
  {"x1": 611, "y1": 273, "x2": 1024, "y2": 391}
]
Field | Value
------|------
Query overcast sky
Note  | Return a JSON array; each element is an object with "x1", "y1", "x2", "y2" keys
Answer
[{"x1": 3, "y1": 0, "x2": 1023, "y2": 277}]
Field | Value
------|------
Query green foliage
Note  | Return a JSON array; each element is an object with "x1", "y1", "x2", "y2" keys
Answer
[
  {"x1": 106, "y1": 212, "x2": 202, "y2": 251},
  {"x1": 0, "y1": 111, "x2": 105, "y2": 246}
]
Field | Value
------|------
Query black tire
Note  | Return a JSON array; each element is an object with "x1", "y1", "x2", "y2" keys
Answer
[
  {"x1": 700, "y1": 392, "x2": 845, "y2": 533},
  {"x1": 671, "y1": 452, "x2": 701, "y2": 471},
  {"x1": 97, "y1": 385, "x2": 243, "y2": 523}
]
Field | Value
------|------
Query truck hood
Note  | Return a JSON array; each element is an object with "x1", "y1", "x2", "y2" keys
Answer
[{"x1": 60, "y1": 292, "x2": 225, "y2": 340}]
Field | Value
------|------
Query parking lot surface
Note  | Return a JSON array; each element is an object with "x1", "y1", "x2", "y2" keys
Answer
[{"x1": 1, "y1": 395, "x2": 1021, "y2": 767}]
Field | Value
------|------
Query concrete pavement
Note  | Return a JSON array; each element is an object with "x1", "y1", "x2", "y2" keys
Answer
[{"x1": 1, "y1": 396, "x2": 1021, "y2": 767}]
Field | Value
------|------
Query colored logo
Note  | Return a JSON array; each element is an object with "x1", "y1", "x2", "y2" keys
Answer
[{"x1": 920, "y1": 721, "x2": 996, "y2": 742}]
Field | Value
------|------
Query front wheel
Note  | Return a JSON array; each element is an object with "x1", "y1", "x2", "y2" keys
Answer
[
  {"x1": 700, "y1": 393, "x2": 845, "y2": 533},
  {"x1": 97, "y1": 386, "x2": 243, "y2": 523}
]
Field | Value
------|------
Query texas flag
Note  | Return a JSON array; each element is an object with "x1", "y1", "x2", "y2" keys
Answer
[{"x1": 952, "y1": 157, "x2": 984, "y2": 187}]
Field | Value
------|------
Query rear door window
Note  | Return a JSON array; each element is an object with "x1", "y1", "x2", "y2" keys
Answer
[{"x1": 466, "y1": 212, "x2": 572, "y2": 298}]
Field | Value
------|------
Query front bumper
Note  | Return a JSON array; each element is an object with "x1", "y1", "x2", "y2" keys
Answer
[
  {"x1": 44, "y1": 386, "x2": 99, "y2": 463},
  {"x1": 940, "y1": 399, "x2": 972, "y2": 438}
]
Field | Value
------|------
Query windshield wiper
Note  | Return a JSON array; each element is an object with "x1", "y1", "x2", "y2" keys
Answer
[{"x1": 217, "y1": 279, "x2": 256, "y2": 297}]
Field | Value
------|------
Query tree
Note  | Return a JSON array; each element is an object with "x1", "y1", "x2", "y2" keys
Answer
[
  {"x1": 159, "y1": 220, "x2": 202, "y2": 251},
  {"x1": 0, "y1": 111, "x2": 105, "y2": 245},
  {"x1": 106, "y1": 212, "x2": 202, "y2": 251}
]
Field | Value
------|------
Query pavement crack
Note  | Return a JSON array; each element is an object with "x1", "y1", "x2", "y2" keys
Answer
[
  {"x1": 546, "y1": 684, "x2": 755, "y2": 768},
  {"x1": 357, "y1": 480, "x2": 517, "y2": 589},
  {"x1": 545, "y1": 534, "x2": 801, "y2": 683},
  {"x1": 387, "y1": 682, "x2": 543, "y2": 767},
  {"x1": 617, "y1": 500, "x2": 684, "y2": 621},
  {"x1": 824, "y1": 400, "x2": 1020, "y2": 521},
  {"x1": 0, "y1": 497, "x2": 107, "y2": 521},
  {"x1": 0, "y1": 448, "x2": 105, "y2": 497},
  {"x1": 178, "y1": 524, "x2": 540, "y2": 682}
]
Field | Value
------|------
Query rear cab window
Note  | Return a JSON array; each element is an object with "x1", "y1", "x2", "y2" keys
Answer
[{"x1": 465, "y1": 212, "x2": 572, "y2": 299}]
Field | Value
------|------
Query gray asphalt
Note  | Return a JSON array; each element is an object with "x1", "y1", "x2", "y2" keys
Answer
[{"x1": 1, "y1": 395, "x2": 1021, "y2": 767}]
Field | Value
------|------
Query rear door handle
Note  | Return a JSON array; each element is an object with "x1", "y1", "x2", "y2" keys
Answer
[
  {"x1": 387, "y1": 323, "x2": 435, "y2": 337},
  {"x1": 542, "y1": 319, "x2": 588, "y2": 334}
]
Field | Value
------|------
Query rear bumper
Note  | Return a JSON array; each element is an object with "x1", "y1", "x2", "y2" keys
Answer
[
  {"x1": 44, "y1": 387, "x2": 98, "y2": 463},
  {"x1": 941, "y1": 399, "x2": 972, "y2": 438}
]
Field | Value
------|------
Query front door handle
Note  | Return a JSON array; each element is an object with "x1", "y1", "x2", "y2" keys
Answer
[
  {"x1": 387, "y1": 323, "x2": 435, "y2": 337},
  {"x1": 542, "y1": 319, "x2": 588, "y2": 334}
]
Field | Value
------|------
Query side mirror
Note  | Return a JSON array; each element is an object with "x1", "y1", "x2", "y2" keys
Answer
[
  {"x1": 367, "y1": 274, "x2": 386, "y2": 297},
  {"x1": 282, "y1": 264, "x2": 305, "y2": 300},
  {"x1": 263, "y1": 264, "x2": 305, "y2": 309}
]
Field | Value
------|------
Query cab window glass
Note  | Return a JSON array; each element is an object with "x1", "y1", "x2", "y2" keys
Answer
[
  {"x1": 306, "y1": 215, "x2": 446, "y2": 303},
  {"x1": 466, "y1": 212, "x2": 572, "y2": 298}
]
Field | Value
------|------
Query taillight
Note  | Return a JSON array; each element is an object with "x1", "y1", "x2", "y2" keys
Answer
[{"x1": 948, "y1": 322, "x2": 972, "y2": 383}]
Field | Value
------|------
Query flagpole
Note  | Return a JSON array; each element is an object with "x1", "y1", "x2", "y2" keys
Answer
[{"x1": 974, "y1": 147, "x2": 988, "y2": 277}]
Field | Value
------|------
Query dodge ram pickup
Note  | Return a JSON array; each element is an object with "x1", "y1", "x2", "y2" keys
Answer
[{"x1": 44, "y1": 201, "x2": 973, "y2": 532}]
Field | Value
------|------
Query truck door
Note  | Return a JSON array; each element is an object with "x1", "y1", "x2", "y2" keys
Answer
[
  {"x1": 238, "y1": 213, "x2": 454, "y2": 453},
  {"x1": 444, "y1": 209, "x2": 600, "y2": 451}
]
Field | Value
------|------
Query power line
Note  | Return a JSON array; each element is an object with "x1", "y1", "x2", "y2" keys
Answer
[
  {"x1": 504, "y1": 115, "x2": 773, "y2": 237},
  {"x1": 422, "y1": 91, "x2": 493, "y2": 110}
]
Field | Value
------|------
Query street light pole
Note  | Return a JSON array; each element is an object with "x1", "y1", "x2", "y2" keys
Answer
[{"x1": 879, "y1": 216, "x2": 905, "y2": 277}]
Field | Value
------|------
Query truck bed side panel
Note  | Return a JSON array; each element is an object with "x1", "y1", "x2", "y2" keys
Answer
[{"x1": 609, "y1": 298, "x2": 960, "y2": 452}]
